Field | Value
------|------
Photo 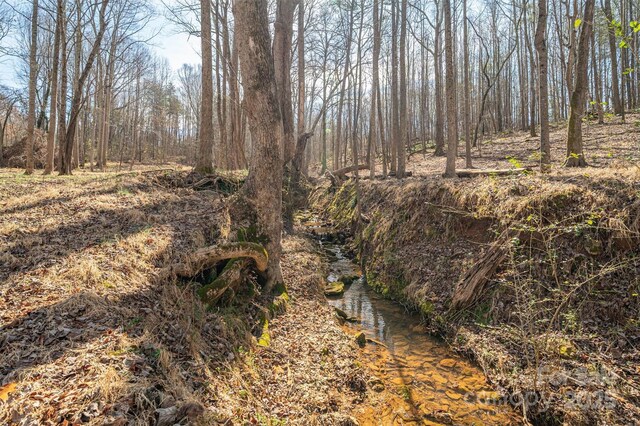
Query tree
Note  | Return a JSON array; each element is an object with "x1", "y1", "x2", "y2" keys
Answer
[
  {"x1": 603, "y1": 0, "x2": 623, "y2": 116},
  {"x1": 367, "y1": 0, "x2": 380, "y2": 179},
  {"x1": 233, "y1": 0, "x2": 286, "y2": 289},
  {"x1": 45, "y1": 0, "x2": 63, "y2": 175},
  {"x1": 443, "y1": 0, "x2": 457, "y2": 177},
  {"x1": 462, "y1": 0, "x2": 472, "y2": 168},
  {"x1": 25, "y1": 0, "x2": 38, "y2": 175},
  {"x1": 565, "y1": 0, "x2": 594, "y2": 167},
  {"x1": 60, "y1": 0, "x2": 110, "y2": 175},
  {"x1": 397, "y1": 0, "x2": 407, "y2": 178},
  {"x1": 195, "y1": 0, "x2": 214, "y2": 173},
  {"x1": 535, "y1": 0, "x2": 550, "y2": 171}
]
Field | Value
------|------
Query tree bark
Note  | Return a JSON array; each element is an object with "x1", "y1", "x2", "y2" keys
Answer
[
  {"x1": 603, "y1": 0, "x2": 623, "y2": 115},
  {"x1": 443, "y1": 0, "x2": 457, "y2": 178},
  {"x1": 273, "y1": 0, "x2": 297, "y2": 164},
  {"x1": 397, "y1": 0, "x2": 407, "y2": 178},
  {"x1": 44, "y1": 1, "x2": 62, "y2": 175},
  {"x1": 234, "y1": 0, "x2": 285, "y2": 290},
  {"x1": 565, "y1": 0, "x2": 594, "y2": 167},
  {"x1": 195, "y1": 0, "x2": 215, "y2": 173},
  {"x1": 25, "y1": 0, "x2": 38, "y2": 175},
  {"x1": 463, "y1": 0, "x2": 472, "y2": 168},
  {"x1": 536, "y1": 0, "x2": 551, "y2": 171}
]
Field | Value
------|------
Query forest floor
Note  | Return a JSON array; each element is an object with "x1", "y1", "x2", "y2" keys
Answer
[
  {"x1": 401, "y1": 113, "x2": 640, "y2": 175},
  {"x1": 0, "y1": 167, "x2": 404, "y2": 425}
]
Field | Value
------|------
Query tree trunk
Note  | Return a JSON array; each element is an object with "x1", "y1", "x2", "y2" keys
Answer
[
  {"x1": 368, "y1": 0, "x2": 380, "y2": 179},
  {"x1": 273, "y1": 0, "x2": 297, "y2": 164},
  {"x1": 233, "y1": 0, "x2": 285, "y2": 290},
  {"x1": 60, "y1": 0, "x2": 108, "y2": 175},
  {"x1": 25, "y1": 0, "x2": 38, "y2": 174},
  {"x1": 565, "y1": 0, "x2": 594, "y2": 167},
  {"x1": 195, "y1": 0, "x2": 215, "y2": 173},
  {"x1": 463, "y1": 0, "x2": 472, "y2": 168},
  {"x1": 443, "y1": 0, "x2": 457, "y2": 178},
  {"x1": 603, "y1": 0, "x2": 623, "y2": 115},
  {"x1": 45, "y1": 1, "x2": 62, "y2": 175},
  {"x1": 397, "y1": 0, "x2": 407, "y2": 179},
  {"x1": 536, "y1": 0, "x2": 551, "y2": 171}
]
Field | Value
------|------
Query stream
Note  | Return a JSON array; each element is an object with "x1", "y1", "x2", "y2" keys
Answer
[{"x1": 307, "y1": 219, "x2": 520, "y2": 425}]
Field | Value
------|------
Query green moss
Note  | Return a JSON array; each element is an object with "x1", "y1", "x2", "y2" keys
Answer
[
  {"x1": 237, "y1": 226, "x2": 270, "y2": 246},
  {"x1": 328, "y1": 182, "x2": 357, "y2": 228},
  {"x1": 324, "y1": 281, "x2": 345, "y2": 296},
  {"x1": 257, "y1": 320, "x2": 271, "y2": 347},
  {"x1": 419, "y1": 301, "x2": 435, "y2": 317}
]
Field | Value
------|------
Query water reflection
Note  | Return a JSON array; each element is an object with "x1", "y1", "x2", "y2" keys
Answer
[{"x1": 323, "y1": 242, "x2": 521, "y2": 425}]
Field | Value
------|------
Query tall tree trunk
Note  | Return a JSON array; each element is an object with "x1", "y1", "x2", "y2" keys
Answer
[
  {"x1": 273, "y1": 0, "x2": 297, "y2": 164},
  {"x1": 397, "y1": 0, "x2": 407, "y2": 178},
  {"x1": 233, "y1": 0, "x2": 285, "y2": 289},
  {"x1": 603, "y1": 0, "x2": 623, "y2": 115},
  {"x1": 565, "y1": 0, "x2": 594, "y2": 167},
  {"x1": 443, "y1": 0, "x2": 457, "y2": 177},
  {"x1": 463, "y1": 0, "x2": 472, "y2": 168},
  {"x1": 390, "y1": 0, "x2": 398, "y2": 173},
  {"x1": 57, "y1": 0, "x2": 68, "y2": 173},
  {"x1": 195, "y1": 0, "x2": 215, "y2": 173},
  {"x1": 536, "y1": 0, "x2": 551, "y2": 171},
  {"x1": 60, "y1": 0, "x2": 108, "y2": 175},
  {"x1": 368, "y1": 0, "x2": 380, "y2": 179},
  {"x1": 25, "y1": 0, "x2": 38, "y2": 174},
  {"x1": 45, "y1": 1, "x2": 62, "y2": 175}
]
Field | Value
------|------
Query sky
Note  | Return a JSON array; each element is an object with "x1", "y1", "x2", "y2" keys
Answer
[{"x1": 0, "y1": 0, "x2": 201, "y2": 89}]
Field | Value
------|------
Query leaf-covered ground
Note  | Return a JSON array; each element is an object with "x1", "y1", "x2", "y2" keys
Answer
[{"x1": 0, "y1": 169, "x2": 373, "y2": 425}]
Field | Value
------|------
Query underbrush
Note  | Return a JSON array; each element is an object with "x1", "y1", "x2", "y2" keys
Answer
[{"x1": 313, "y1": 167, "x2": 640, "y2": 425}]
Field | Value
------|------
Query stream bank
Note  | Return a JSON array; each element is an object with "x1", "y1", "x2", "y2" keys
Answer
[{"x1": 311, "y1": 170, "x2": 640, "y2": 425}]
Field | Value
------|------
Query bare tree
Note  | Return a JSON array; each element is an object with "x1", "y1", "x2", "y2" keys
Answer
[
  {"x1": 443, "y1": 0, "x2": 457, "y2": 177},
  {"x1": 195, "y1": 0, "x2": 214, "y2": 173},
  {"x1": 565, "y1": 0, "x2": 594, "y2": 167},
  {"x1": 536, "y1": 0, "x2": 550, "y2": 171},
  {"x1": 25, "y1": 0, "x2": 38, "y2": 174},
  {"x1": 45, "y1": 0, "x2": 62, "y2": 174},
  {"x1": 233, "y1": 0, "x2": 286, "y2": 289}
]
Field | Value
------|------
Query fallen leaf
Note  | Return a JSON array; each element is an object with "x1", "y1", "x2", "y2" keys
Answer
[{"x1": 0, "y1": 382, "x2": 17, "y2": 402}]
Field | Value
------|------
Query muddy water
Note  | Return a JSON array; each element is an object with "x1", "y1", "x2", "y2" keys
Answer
[{"x1": 322, "y1": 242, "x2": 521, "y2": 425}]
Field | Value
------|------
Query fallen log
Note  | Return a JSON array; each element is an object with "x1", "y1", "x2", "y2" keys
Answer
[
  {"x1": 450, "y1": 233, "x2": 510, "y2": 310},
  {"x1": 170, "y1": 242, "x2": 268, "y2": 278},
  {"x1": 331, "y1": 164, "x2": 370, "y2": 177},
  {"x1": 455, "y1": 167, "x2": 532, "y2": 178}
]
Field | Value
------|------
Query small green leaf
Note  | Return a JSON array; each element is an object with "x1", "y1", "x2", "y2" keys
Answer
[{"x1": 574, "y1": 18, "x2": 582, "y2": 28}]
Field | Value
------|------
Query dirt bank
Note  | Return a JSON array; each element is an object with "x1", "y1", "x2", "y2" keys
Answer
[{"x1": 313, "y1": 167, "x2": 640, "y2": 425}]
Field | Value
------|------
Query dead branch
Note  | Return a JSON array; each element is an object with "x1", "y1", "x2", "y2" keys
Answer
[
  {"x1": 450, "y1": 233, "x2": 511, "y2": 310},
  {"x1": 455, "y1": 167, "x2": 532, "y2": 178}
]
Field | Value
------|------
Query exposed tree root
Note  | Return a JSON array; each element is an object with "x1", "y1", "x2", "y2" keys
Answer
[
  {"x1": 169, "y1": 242, "x2": 268, "y2": 278},
  {"x1": 197, "y1": 258, "x2": 252, "y2": 305},
  {"x1": 450, "y1": 233, "x2": 510, "y2": 310}
]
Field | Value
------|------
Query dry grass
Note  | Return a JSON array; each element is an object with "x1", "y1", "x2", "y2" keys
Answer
[{"x1": 0, "y1": 167, "x2": 374, "y2": 425}]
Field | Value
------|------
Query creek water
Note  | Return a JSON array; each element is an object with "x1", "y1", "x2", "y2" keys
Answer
[{"x1": 316, "y1": 235, "x2": 521, "y2": 425}]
